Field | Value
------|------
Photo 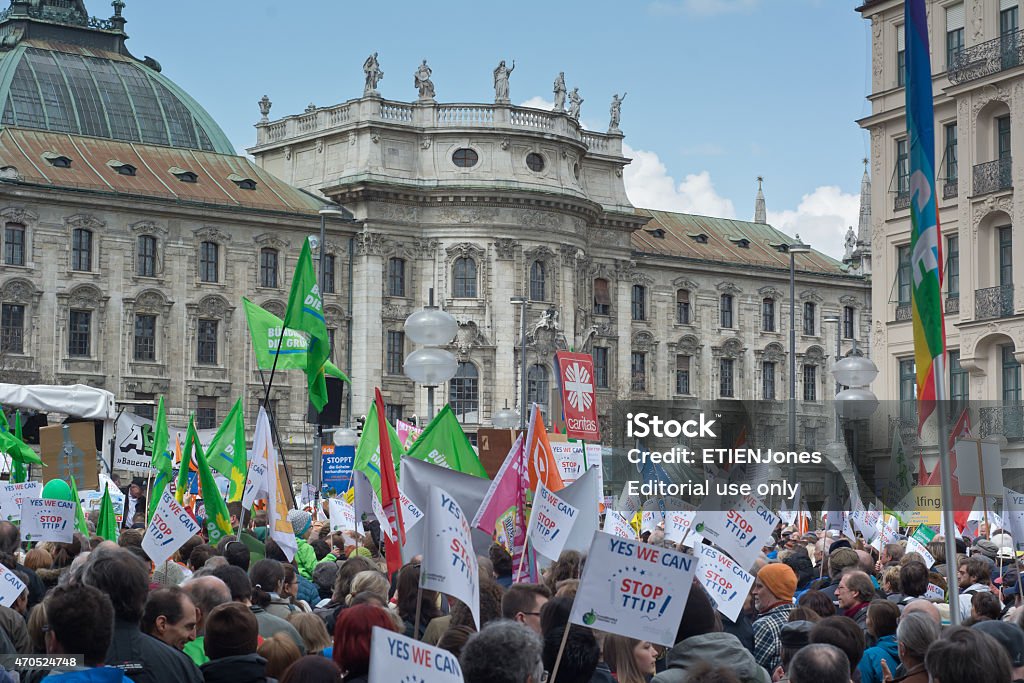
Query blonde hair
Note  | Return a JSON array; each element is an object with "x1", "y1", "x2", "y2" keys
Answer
[
  {"x1": 286, "y1": 612, "x2": 332, "y2": 654},
  {"x1": 603, "y1": 634, "x2": 649, "y2": 683},
  {"x1": 345, "y1": 569, "x2": 390, "y2": 606},
  {"x1": 256, "y1": 633, "x2": 301, "y2": 679}
]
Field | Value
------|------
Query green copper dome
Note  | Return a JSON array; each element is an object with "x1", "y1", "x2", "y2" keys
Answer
[{"x1": 0, "y1": 43, "x2": 236, "y2": 155}]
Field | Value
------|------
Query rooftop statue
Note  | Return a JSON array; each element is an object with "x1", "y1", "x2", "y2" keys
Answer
[
  {"x1": 609, "y1": 92, "x2": 626, "y2": 131},
  {"x1": 363, "y1": 52, "x2": 383, "y2": 96},
  {"x1": 493, "y1": 59, "x2": 514, "y2": 103},
  {"x1": 553, "y1": 72, "x2": 566, "y2": 112},
  {"x1": 568, "y1": 87, "x2": 583, "y2": 121},
  {"x1": 414, "y1": 60, "x2": 435, "y2": 100}
]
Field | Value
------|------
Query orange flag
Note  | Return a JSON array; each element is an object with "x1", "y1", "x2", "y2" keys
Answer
[{"x1": 525, "y1": 405, "x2": 564, "y2": 492}]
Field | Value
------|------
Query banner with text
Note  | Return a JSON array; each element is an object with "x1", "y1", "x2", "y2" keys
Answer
[
  {"x1": 368, "y1": 626, "x2": 463, "y2": 683},
  {"x1": 20, "y1": 498, "x2": 75, "y2": 543}
]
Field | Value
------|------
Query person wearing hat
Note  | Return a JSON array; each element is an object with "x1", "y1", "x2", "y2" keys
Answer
[
  {"x1": 285, "y1": 510, "x2": 317, "y2": 580},
  {"x1": 123, "y1": 477, "x2": 147, "y2": 530},
  {"x1": 752, "y1": 563, "x2": 797, "y2": 673},
  {"x1": 973, "y1": 620, "x2": 1024, "y2": 682},
  {"x1": 773, "y1": 620, "x2": 813, "y2": 681}
]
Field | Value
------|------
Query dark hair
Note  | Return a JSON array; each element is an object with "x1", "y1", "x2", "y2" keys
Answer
[
  {"x1": 47, "y1": 584, "x2": 114, "y2": 667},
  {"x1": 204, "y1": 602, "x2": 259, "y2": 660},
  {"x1": 223, "y1": 541, "x2": 250, "y2": 571},
  {"x1": 312, "y1": 562, "x2": 339, "y2": 600},
  {"x1": 797, "y1": 589, "x2": 837, "y2": 619},
  {"x1": 675, "y1": 581, "x2": 721, "y2": 644},
  {"x1": 141, "y1": 586, "x2": 190, "y2": 635},
  {"x1": 310, "y1": 540, "x2": 331, "y2": 561},
  {"x1": 867, "y1": 599, "x2": 899, "y2": 638},
  {"x1": 117, "y1": 529, "x2": 144, "y2": 549},
  {"x1": 279, "y1": 655, "x2": 342, "y2": 683},
  {"x1": 542, "y1": 626, "x2": 599, "y2": 683},
  {"x1": 784, "y1": 552, "x2": 816, "y2": 591},
  {"x1": 971, "y1": 591, "x2": 1002, "y2": 621},
  {"x1": 963, "y1": 557, "x2": 991, "y2": 585},
  {"x1": 451, "y1": 580, "x2": 504, "y2": 630},
  {"x1": 332, "y1": 556, "x2": 375, "y2": 601},
  {"x1": 438, "y1": 624, "x2": 476, "y2": 659},
  {"x1": 899, "y1": 561, "x2": 929, "y2": 598},
  {"x1": 265, "y1": 538, "x2": 289, "y2": 562},
  {"x1": 49, "y1": 536, "x2": 82, "y2": 569},
  {"x1": 489, "y1": 544, "x2": 513, "y2": 578},
  {"x1": 788, "y1": 643, "x2": 851, "y2": 683},
  {"x1": 544, "y1": 550, "x2": 582, "y2": 594},
  {"x1": 333, "y1": 604, "x2": 395, "y2": 676},
  {"x1": 249, "y1": 559, "x2": 284, "y2": 609},
  {"x1": 539, "y1": 596, "x2": 574, "y2": 636},
  {"x1": 842, "y1": 570, "x2": 875, "y2": 603},
  {"x1": 501, "y1": 583, "x2": 551, "y2": 620},
  {"x1": 82, "y1": 547, "x2": 149, "y2": 622},
  {"x1": 787, "y1": 607, "x2": 821, "y2": 623},
  {"x1": 257, "y1": 633, "x2": 302, "y2": 679},
  {"x1": 396, "y1": 563, "x2": 440, "y2": 623},
  {"x1": 189, "y1": 544, "x2": 216, "y2": 571},
  {"x1": 809, "y1": 616, "x2": 865, "y2": 675},
  {"x1": 925, "y1": 626, "x2": 1012, "y2": 683},
  {"x1": 177, "y1": 535, "x2": 203, "y2": 564},
  {"x1": 212, "y1": 564, "x2": 252, "y2": 602}
]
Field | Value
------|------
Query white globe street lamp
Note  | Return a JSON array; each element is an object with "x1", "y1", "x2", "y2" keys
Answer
[
  {"x1": 493, "y1": 400, "x2": 519, "y2": 430},
  {"x1": 404, "y1": 289, "x2": 458, "y2": 421}
]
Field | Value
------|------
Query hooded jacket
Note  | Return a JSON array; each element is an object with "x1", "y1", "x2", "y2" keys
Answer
[
  {"x1": 651, "y1": 632, "x2": 771, "y2": 683},
  {"x1": 860, "y1": 634, "x2": 899, "y2": 683},
  {"x1": 199, "y1": 654, "x2": 273, "y2": 683}
]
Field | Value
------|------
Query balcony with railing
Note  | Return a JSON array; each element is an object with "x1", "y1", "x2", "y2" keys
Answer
[
  {"x1": 895, "y1": 302, "x2": 912, "y2": 321},
  {"x1": 949, "y1": 28, "x2": 1024, "y2": 85},
  {"x1": 945, "y1": 294, "x2": 960, "y2": 315},
  {"x1": 975, "y1": 284, "x2": 1014, "y2": 319},
  {"x1": 980, "y1": 405, "x2": 1024, "y2": 441},
  {"x1": 943, "y1": 179, "x2": 958, "y2": 200},
  {"x1": 973, "y1": 157, "x2": 1013, "y2": 196},
  {"x1": 894, "y1": 191, "x2": 910, "y2": 211}
]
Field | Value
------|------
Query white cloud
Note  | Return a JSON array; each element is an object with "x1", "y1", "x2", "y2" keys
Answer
[
  {"x1": 650, "y1": 0, "x2": 759, "y2": 16},
  {"x1": 519, "y1": 96, "x2": 554, "y2": 110},
  {"x1": 623, "y1": 143, "x2": 736, "y2": 218},
  {"x1": 766, "y1": 186, "x2": 860, "y2": 261}
]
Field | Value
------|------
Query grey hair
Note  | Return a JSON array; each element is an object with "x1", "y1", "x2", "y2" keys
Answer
[
  {"x1": 896, "y1": 612, "x2": 940, "y2": 661},
  {"x1": 789, "y1": 643, "x2": 850, "y2": 683},
  {"x1": 461, "y1": 620, "x2": 544, "y2": 683}
]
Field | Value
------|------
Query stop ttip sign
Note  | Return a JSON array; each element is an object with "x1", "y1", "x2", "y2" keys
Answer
[{"x1": 556, "y1": 351, "x2": 601, "y2": 441}]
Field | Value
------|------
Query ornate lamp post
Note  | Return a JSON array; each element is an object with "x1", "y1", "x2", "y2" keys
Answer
[
  {"x1": 493, "y1": 400, "x2": 519, "y2": 430},
  {"x1": 403, "y1": 289, "x2": 458, "y2": 421}
]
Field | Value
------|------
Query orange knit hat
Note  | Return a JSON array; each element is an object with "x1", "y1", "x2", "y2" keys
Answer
[{"x1": 758, "y1": 563, "x2": 797, "y2": 602}]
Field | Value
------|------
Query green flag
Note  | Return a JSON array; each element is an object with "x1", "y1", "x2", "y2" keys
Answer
[
  {"x1": 204, "y1": 398, "x2": 247, "y2": 502},
  {"x1": 887, "y1": 429, "x2": 911, "y2": 508},
  {"x1": 97, "y1": 483, "x2": 118, "y2": 542},
  {"x1": 405, "y1": 405, "x2": 488, "y2": 478},
  {"x1": 196, "y1": 433, "x2": 233, "y2": 546},
  {"x1": 0, "y1": 406, "x2": 8, "y2": 433},
  {"x1": 0, "y1": 409, "x2": 41, "y2": 470},
  {"x1": 353, "y1": 400, "x2": 405, "y2": 495},
  {"x1": 69, "y1": 475, "x2": 89, "y2": 537},
  {"x1": 149, "y1": 397, "x2": 172, "y2": 522},
  {"x1": 242, "y1": 298, "x2": 349, "y2": 381},
  {"x1": 10, "y1": 412, "x2": 25, "y2": 484},
  {"x1": 282, "y1": 239, "x2": 331, "y2": 411},
  {"x1": 176, "y1": 416, "x2": 200, "y2": 504}
]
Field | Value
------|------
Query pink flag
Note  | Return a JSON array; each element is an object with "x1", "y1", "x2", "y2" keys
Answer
[{"x1": 471, "y1": 434, "x2": 534, "y2": 581}]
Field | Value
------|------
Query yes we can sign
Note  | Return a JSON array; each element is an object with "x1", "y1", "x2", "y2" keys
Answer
[
  {"x1": 368, "y1": 627, "x2": 462, "y2": 683},
  {"x1": 693, "y1": 493, "x2": 778, "y2": 571},
  {"x1": 570, "y1": 531, "x2": 696, "y2": 646},
  {"x1": 695, "y1": 543, "x2": 754, "y2": 622},
  {"x1": 421, "y1": 485, "x2": 480, "y2": 629},
  {"x1": 528, "y1": 483, "x2": 579, "y2": 559}
]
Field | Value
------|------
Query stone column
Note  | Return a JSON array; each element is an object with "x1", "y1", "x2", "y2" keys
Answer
[
  {"x1": 350, "y1": 231, "x2": 387, "y2": 414},
  {"x1": 493, "y1": 238, "x2": 519, "y2": 415},
  {"x1": 615, "y1": 270, "x2": 632, "y2": 400}
]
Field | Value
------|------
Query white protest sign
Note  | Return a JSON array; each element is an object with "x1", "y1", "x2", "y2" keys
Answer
[
  {"x1": 1004, "y1": 488, "x2": 1024, "y2": 552},
  {"x1": 0, "y1": 564, "x2": 25, "y2": 608},
  {"x1": 954, "y1": 439, "x2": 1004, "y2": 497},
  {"x1": 551, "y1": 442, "x2": 585, "y2": 485},
  {"x1": 527, "y1": 484, "x2": 579, "y2": 559},
  {"x1": 924, "y1": 583, "x2": 945, "y2": 601},
  {"x1": 570, "y1": 532, "x2": 696, "y2": 646},
  {"x1": 142, "y1": 488, "x2": 202, "y2": 567},
  {"x1": 694, "y1": 493, "x2": 778, "y2": 570},
  {"x1": 368, "y1": 626, "x2": 462, "y2": 683},
  {"x1": 0, "y1": 482, "x2": 40, "y2": 522},
  {"x1": 421, "y1": 485, "x2": 480, "y2": 629},
  {"x1": 906, "y1": 536, "x2": 936, "y2": 568},
  {"x1": 399, "y1": 489, "x2": 425, "y2": 535},
  {"x1": 586, "y1": 445, "x2": 604, "y2": 502},
  {"x1": 603, "y1": 510, "x2": 635, "y2": 539},
  {"x1": 695, "y1": 543, "x2": 754, "y2": 622},
  {"x1": 641, "y1": 509, "x2": 662, "y2": 534},
  {"x1": 329, "y1": 498, "x2": 356, "y2": 533},
  {"x1": 114, "y1": 412, "x2": 156, "y2": 472},
  {"x1": 79, "y1": 488, "x2": 127, "y2": 526},
  {"x1": 20, "y1": 498, "x2": 75, "y2": 543},
  {"x1": 664, "y1": 509, "x2": 702, "y2": 548},
  {"x1": 370, "y1": 488, "x2": 391, "y2": 541}
]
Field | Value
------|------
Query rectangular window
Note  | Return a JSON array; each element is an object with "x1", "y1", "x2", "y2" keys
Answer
[
  {"x1": 385, "y1": 404, "x2": 404, "y2": 426},
  {"x1": 4, "y1": 225, "x2": 24, "y2": 266},
  {"x1": 803, "y1": 365, "x2": 817, "y2": 402},
  {"x1": 1003, "y1": 345, "x2": 1022, "y2": 403},
  {"x1": 386, "y1": 330, "x2": 404, "y2": 375},
  {"x1": 328, "y1": 328, "x2": 337, "y2": 362},
  {"x1": 949, "y1": 350, "x2": 968, "y2": 415},
  {"x1": 897, "y1": 24, "x2": 906, "y2": 87},
  {"x1": 137, "y1": 236, "x2": 156, "y2": 277},
  {"x1": 68, "y1": 309, "x2": 91, "y2": 357},
  {"x1": 323, "y1": 254, "x2": 336, "y2": 294},
  {"x1": 630, "y1": 352, "x2": 646, "y2": 392},
  {"x1": 387, "y1": 258, "x2": 406, "y2": 297},
  {"x1": 593, "y1": 279, "x2": 611, "y2": 316},
  {"x1": 259, "y1": 249, "x2": 278, "y2": 288},
  {"x1": 200, "y1": 242, "x2": 219, "y2": 283},
  {"x1": 720, "y1": 294, "x2": 733, "y2": 328},
  {"x1": 998, "y1": 115, "x2": 1012, "y2": 160},
  {"x1": 676, "y1": 355, "x2": 690, "y2": 395},
  {"x1": 676, "y1": 290, "x2": 690, "y2": 324},
  {"x1": 762, "y1": 299, "x2": 775, "y2": 332},
  {"x1": 945, "y1": 123, "x2": 958, "y2": 184},
  {"x1": 947, "y1": 235, "x2": 960, "y2": 296},
  {"x1": 763, "y1": 361, "x2": 776, "y2": 400},
  {"x1": 720, "y1": 358, "x2": 734, "y2": 398},
  {"x1": 946, "y1": 3, "x2": 964, "y2": 67},
  {"x1": 631, "y1": 285, "x2": 646, "y2": 321},
  {"x1": 133, "y1": 314, "x2": 156, "y2": 362},
  {"x1": 1000, "y1": 226, "x2": 1013, "y2": 286},
  {"x1": 897, "y1": 245, "x2": 912, "y2": 304},
  {"x1": 71, "y1": 229, "x2": 92, "y2": 271},
  {"x1": 594, "y1": 347, "x2": 609, "y2": 389},
  {"x1": 0, "y1": 304, "x2": 24, "y2": 354},
  {"x1": 899, "y1": 358, "x2": 917, "y2": 422},
  {"x1": 1002, "y1": 4, "x2": 1019, "y2": 35},
  {"x1": 1003, "y1": 4, "x2": 1021, "y2": 67},
  {"x1": 132, "y1": 393, "x2": 155, "y2": 421},
  {"x1": 197, "y1": 319, "x2": 218, "y2": 365},
  {"x1": 896, "y1": 139, "x2": 909, "y2": 196},
  {"x1": 197, "y1": 397, "x2": 217, "y2": 430},
  {"x1": 803, "y1": 302, "x2": 816, "y2": 335},
  {"x1": 843, "y1": 306, "x2": 855, "y2": 339}
]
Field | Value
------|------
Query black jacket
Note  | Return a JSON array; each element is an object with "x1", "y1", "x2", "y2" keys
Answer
[
  {"x1": 201, "y1": 654, "x2": 274, "y2": 683},
  {"x1": 106, "y1": 619, "x2": 202, "y2": 683}
]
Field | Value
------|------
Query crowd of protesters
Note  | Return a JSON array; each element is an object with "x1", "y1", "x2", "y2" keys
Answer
[{"x1": 3, "y1": 487, "x2": 1024, "y2": 683}]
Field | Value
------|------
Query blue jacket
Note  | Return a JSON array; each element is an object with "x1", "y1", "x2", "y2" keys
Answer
[
  {"x1": 44, "y1": 668, "x2": 127, "y2": 683},
  {"x1": 859, "y1": 634, "x2": 899, "y2": 683}
]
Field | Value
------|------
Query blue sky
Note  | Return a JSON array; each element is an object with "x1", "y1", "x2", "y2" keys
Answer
[{"x1": 123, "y1": 0, "x2": 870, "y2": 259}]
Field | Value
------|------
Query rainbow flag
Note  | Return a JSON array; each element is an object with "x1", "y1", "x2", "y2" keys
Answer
[{"x1": 905, "y1": 0, "x2": 946, "y2": 433}]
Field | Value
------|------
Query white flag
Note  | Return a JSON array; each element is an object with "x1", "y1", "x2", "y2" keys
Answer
[
  {"x1": 261, "y1": 408, "x2": 297, "y2": 562},
  {"x1": 242, "y1": 408, "x2": 273, "y2": 509},
  {"x1": 142, "y1": 488, "x2": 202, "y2": 567},
  {"x1": 421, "y1": 485, "x2": 479, "y2": 629}
]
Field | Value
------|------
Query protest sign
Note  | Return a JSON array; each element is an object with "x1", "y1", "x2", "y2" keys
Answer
[
  {"x1": 396, "y1": 420, "x2": 423, "y2": 449},
  {"x1": 586, "y1": 445, "x2": 604, "y2": 501},
  {"x1": 527, "y1": 484, "x2": 579, "y2": 560},
  {"x1": 555, "y1": 351, "x2": 601, "y2": 440},
  {"x1": 907, "y1": 525, "x2": 937, "y2": 568},
  {"x1": 924, "y1": 583, "x2": 945, "y2": 601},
  {"x1": 321, "y1": 443, "x2": 354, "y2": 495},
  {"x1": 551, "y1": 442, "x2": 585, "y2": 485},
  {"x1": 570, "y1": 532, "x2": 696, "y2": 646},
  {"x1": 421, "y1": 485, "x2": 479, "y2": 629},
  {"x1": 1004, "y1": 488, "x2": 1024, "y2": 552},
  {"x1": 695, "y1": 543, "x2": 754, "y2": 621},
  {"x1": 603, "y1": 510, "x2": 635, "y2": 539},
  {"x1": 0, "y1": 481, "x2": 40, "y2": 522},
  {"x1": 904, "y1": 486, "x2": 942, "y2": 527},
  {"x1": 955, "y1": 439, "x2": 1003, "y2": 497},
  {"x1": 664, "y1": 508, "x2": 702, "y2": 547},
  {"x1": 142, "y1": 489, "x2": 202, "y2": 567},
  {"x1": 20, "y1": 498, "x2": 75, "y2": 543},
  {"x1": 368, "y1": 626, "x2": 462, "y2": 683},
  {"x1": 0, "y1": 564, "x2": 25, "y2": 608},
  {"x1": 114, "y1": 412, "x2": 156, "y2": 472},
  {"x1": 399, "y1": 489, "x2": 424, "y2": 535},
  {"x1": 79, "y1": 487, "x2": 126, "y2": 526},
  {"x1": 329, "y1": 497, "x2": 356, "y2": 533},
  {"x1": 694, "y1": 493, "x2": 778, "y2": 570}
]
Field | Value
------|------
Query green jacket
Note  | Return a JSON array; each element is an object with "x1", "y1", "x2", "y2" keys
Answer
[
  {"x1": 183, "y1": 636, "x2": 208, "y2": 667},
  {"x1": 295, "y1": 537, "x2": 317, "y2": 579}
]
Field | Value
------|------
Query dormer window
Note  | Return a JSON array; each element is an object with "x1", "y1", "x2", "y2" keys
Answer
[
  {"x1": 689, "y1": 233, "x2": 709, "y2": 244},
  {"x1": 107, "y1": 160, "x2": 137, "y2": 176},
  {"x1": 645, "y1": 228, "x2": 666, "y2": 239},
  {"x1": 169, "y1": 167, "x2": 198, "y2": 183},
  {"x1": 228, "y1": 174, "x2": 257, "y2": 190},
  {"x1": 43, "y1": 152, "x2": 72, "y2": 169},
  {"x1": 772, "y1": 243, "x2": 789, "y2": 253},
  {"x1": 730, "y1": 237, "x2": 750, "y2": 248}
]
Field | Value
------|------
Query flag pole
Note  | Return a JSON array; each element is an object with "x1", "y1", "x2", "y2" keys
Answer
[{"x1": 934, "y1": 357, "x2": 959, "y2": 625}]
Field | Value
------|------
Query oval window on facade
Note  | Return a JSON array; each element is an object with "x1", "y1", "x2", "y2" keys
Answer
[
  {"x1": 526, "y1": 152, "x2": 545, "y2": 172},
  {"x1": 452, "y1": 148, "x2": 479, "y2": 168}
]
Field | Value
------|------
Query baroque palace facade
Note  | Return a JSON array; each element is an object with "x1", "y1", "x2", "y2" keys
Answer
[{"x1": 0, "y1": 2, "x2": 871, "y2": 494}]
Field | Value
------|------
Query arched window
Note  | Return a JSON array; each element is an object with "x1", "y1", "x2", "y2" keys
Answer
[
  {"x1": 71, "y1": 228, "x2": 92, "y2": 271},
  {"x1": 260, "y1": 248, "x2": 278, "y2": 288},
  {"x1": 453, "y1": 257, "x2": 477, "y2": 298},
  {"x1": 527, "y1": 364, "x2": 549, "y2": 416},
  {"x1": 137, "y1": 235, "x2": 157, "y2": 277},
  {"x1": 530, "y1": 261, "x2": 546, "y2": 301},
  {"x1": 449, "y1": 362, "x2": 479, "y2": 422}
]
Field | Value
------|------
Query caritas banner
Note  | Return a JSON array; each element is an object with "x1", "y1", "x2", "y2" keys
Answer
[{"x1": 556, "y1": 351, "x2": 600, "y2": 441}]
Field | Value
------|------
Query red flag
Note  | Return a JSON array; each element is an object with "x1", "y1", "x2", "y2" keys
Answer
[
  {"x1": 917, "y1": 455, "x2": 929, "y2": 483},
  {"x1": 375, "y1": 388, "x2": 405, "y2": 576},
  {"x1": 924, "y1": 408, "x2": 974, "y2": 529}
]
